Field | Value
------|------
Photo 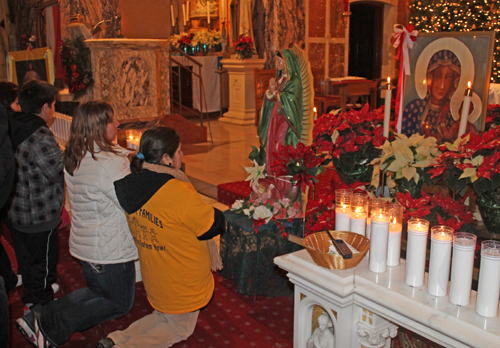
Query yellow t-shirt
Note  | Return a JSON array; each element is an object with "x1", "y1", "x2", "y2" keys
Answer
[{"x1": 126, "y1": 179, "x2": 215, "y2": 314}]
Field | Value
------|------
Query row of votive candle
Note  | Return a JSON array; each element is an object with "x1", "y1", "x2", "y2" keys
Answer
[
  {"x1": 406, "y1": 219, "x2": 500, "y2": 318},
  {"x1": 335, "y1": 189, "x2": 500, "y2": 318},
  {"x1": 335, "y1": 190, "x2": 403, "y2": 268},
  {"x1": 50, "y1": 112, "x2": 72, "y2": 142}
]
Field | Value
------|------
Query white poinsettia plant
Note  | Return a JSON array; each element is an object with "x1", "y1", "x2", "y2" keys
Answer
[
  {"x1": 190, "y1": 30, "x2": 222, "y2": 47},
  {"x1": 371, "y1": 133, "x2": 440, "y2": 184}
]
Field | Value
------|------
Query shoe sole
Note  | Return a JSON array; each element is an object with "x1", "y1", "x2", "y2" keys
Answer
[{"x1": 15, "y1": 318, "x2": 38, "y2": 347}]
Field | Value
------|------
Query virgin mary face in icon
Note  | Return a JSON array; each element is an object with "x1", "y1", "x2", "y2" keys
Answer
[{"x1": 426, "y1": 50, "x2": 461, "y2": 106}]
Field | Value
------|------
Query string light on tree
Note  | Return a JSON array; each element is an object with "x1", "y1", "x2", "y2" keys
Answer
[{"x1": 410, "y1": 0, "x2": 500, "y2": 83}]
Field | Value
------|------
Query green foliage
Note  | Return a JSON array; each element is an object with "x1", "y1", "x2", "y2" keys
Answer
[{"x1": 60, "y1": 37, "x2": 93, "y2": 99}]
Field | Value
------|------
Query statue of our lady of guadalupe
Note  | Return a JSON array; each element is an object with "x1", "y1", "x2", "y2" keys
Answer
[{"x1": 257, "y1": 44, "x2": 314, "y2": 198}]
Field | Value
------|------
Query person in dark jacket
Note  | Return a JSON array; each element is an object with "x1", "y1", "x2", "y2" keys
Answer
[
  {"x1": 0, "y1": 104, "x2": 14, "y2": 348},
  {"x1": 0, "y1": 82, "x2": 21, "y2": 294},
  {"x1": 6, "y1": 80, "x2": 62, "y2": 314}
]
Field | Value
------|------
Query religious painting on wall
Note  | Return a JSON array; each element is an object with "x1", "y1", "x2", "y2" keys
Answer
[
  {"x1": 7, "y1": 47, "x2": 55, "y2": 87},
  {"x1": 401, "y1": 31, "x2": 495, "y2": 144}
]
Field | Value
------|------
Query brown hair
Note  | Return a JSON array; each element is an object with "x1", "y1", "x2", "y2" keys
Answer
[{"x1": 64, "y1": 101, "x2": 117, "y2": 175}]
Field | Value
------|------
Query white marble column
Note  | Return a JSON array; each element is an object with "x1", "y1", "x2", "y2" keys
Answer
[
  {"x1": 356, "y1": 308, "x2": 398, "y2": 348},
  {"x1": 220, "y1": 56, "x2": 265, "y2": 125}
]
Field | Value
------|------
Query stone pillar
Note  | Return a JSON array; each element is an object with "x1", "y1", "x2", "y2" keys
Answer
[
  {"x1": 356, "y1": 308, "x2": 398, "y2": 348},
  {"x1": 219, "y1": 56, "x2": 265, "y2": 125}
]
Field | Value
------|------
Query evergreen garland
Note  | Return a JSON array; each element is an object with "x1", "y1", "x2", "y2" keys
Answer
[
  {"x1": 409, "y1": 0, "x2": 500, "y2": 83},
  {"x1": 60, "y1": 37, "x2": 93, "y2": 99}
]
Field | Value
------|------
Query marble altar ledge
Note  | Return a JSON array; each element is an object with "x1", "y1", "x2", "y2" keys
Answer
[
  {"x1": 355, "y1": 261, "x2": 500, "y2": 348},
  {"x1": 275, "y1": 250, "x2": 500, "y2": 348}
]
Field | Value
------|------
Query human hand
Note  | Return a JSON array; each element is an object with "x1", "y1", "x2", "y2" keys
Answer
[{"x1": 268, "y1": 78, "x2": 276, "y2": 93}]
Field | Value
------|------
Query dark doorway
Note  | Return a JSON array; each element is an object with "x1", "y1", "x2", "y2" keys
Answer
[{"x1": 348, "y1": 2, "x2": 383, "y2": 80}]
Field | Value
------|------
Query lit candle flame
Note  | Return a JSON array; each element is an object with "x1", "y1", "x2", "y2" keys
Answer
[
  {"x1": 313, "y1": 107, "x2": 317, "y2": 113},
  {"x1": 392, "y1": 217, "x2": 397, "y2": 224},
  {"x1": 467, "y1": 81, "x2": 471, "y2": 88},
  {"x1": 387, "y1": 77, "x2": 390, "y2": 83}
]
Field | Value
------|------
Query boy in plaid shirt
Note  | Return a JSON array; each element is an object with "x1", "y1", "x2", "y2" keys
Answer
[{"x1": 6, "y1": 80, "x2": 62, "y2": 310}]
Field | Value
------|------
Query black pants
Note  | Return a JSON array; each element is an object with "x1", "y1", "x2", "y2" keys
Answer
[{"x1": 10, "y1": 227, "x2": 59, "y2": 306}]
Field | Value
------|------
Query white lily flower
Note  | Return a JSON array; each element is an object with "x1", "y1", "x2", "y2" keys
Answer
[{"x1": 244, "y1": 160, "x2": 266, "y2": 186}]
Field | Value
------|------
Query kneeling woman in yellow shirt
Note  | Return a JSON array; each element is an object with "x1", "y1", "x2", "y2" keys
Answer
[{"x1": 97, "y1": 127, "x2": 225, "y2": 348}]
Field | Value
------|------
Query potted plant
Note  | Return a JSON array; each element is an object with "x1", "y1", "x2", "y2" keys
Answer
[
  {"x1": 313, "y1": 104, "x2": 386, "y2": 185},
  {"x1": 370, "y1": 133, "x2": 440, "y2": 198},
  {"x1": 234, "y1": 35, "x2": 255, "y2": 59},
  {"x1": 429, "y1": 128, "x2": 500, "y2": 232}
]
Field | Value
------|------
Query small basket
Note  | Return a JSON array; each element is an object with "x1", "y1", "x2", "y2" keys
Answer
[{"x1": 304, "y1": 231, "x2": 370, "y2": 270}]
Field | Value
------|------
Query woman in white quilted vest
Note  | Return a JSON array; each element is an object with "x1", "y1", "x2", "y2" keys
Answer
[{"x1": 15, "y1": 101, "x2": 138, "y2": 347}]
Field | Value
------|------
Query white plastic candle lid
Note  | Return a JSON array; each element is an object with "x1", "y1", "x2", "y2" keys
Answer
[
  {"x1": 481, "y1": 240, "x2": 500, "y2": 260},
  {"x1": 453, "y1": 232, "x2": 476, "y2": 250}
]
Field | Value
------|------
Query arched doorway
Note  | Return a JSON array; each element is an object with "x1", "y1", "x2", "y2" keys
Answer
[{"x1": 348, "y1": 1, "x2": 383, "y2": 80}]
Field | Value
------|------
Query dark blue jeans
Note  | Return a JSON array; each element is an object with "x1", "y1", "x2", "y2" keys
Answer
[{"x1": 29, "y1": 260, "x2": 136, "y2": 345}]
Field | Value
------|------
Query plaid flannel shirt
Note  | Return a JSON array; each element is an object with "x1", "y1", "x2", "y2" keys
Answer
[{"x1": 8, "y1": 126, "x2": 64, "y2": 233}]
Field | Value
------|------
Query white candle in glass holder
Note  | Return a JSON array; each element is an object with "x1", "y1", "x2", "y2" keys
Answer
[
  {"x1": 335, "y1": 189, "x2": 352, "y2": 231},
  {"x1": 449, "y1": 232, "x2": 476, "y2": 306},
  {"x1": 369, "y1": 212, "x2": 389, "y2": 273},
  {"x1": 350, "y1": 193, "x2": 367, "y2": 236},
  {"x1": 476, "y1": 240, "x2": 500, "y2": 317},
  {"x1": 387, "y1": 221, "x2": 402, "y2": 266},
  {"x1": 350, "y1": 210, "x2": 367, "y2": 236},
  {"x1": 405, "y1": 218, "x2": 430, "y2": 287},
  {"x1": 387, "y1": 203, "x2": 403, "y2": 267},
  {"x1": 428, "y1": 226, "x2": 454, "y2": 297}
]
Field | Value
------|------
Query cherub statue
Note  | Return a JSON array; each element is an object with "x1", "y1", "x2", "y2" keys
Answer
[{"x1": 306, "y1": 312, "x2": 335, "y2": 348}]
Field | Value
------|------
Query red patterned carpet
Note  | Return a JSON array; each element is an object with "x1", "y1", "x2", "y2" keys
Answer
[{"x1": 4, "y1": 226, "x2": 294, "y2": 348}]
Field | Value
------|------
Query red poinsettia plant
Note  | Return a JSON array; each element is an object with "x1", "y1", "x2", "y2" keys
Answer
[
  {"x1": 270, "y1": 142, "x2": 324, "y2": 191},
  {"x1": 312, "y1": 104, "x2": 388, "y2": 185},
  {"x1": 395, "y1": 190, "x2": 477, "y2": 232},
  {"x1": 428, "y1": 127, "x2": 500, "y2": 200},
  {"x1": 485, "y1": 104, "x2": 500, "y2": 130},
  {"x1": 178, "y1": 33, "x2": 195, "y2": 49},
  {"x1": 234, "y1": 35, "x2": 255, "y2": 59}
]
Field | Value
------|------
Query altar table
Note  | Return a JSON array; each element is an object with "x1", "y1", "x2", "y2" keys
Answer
[
  {"x1": 275, "y1": 250, "x2": 500, "y2": 348},
  {"x1": 220, "y1": 210, "x2": 303, "y2": 297}
]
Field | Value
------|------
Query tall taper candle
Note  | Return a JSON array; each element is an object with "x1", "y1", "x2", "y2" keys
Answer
[
  {"x1": 428, "y1": 226, "x2": 454, "y2": 297},
  {"x1": 476, "y1": 240, "x2": 500, "y2": 317},
  {"x1": 458, "y1": 81, "x2": 472, "y2": 137},
  {"x1": 171, "y1": 5, "x2": 175, "y2": 26},
  {"x1": 182, "y1": 4, "x2": 186, "y2": 24},
  {"x1": 207, "y1": 1, "x2": 210, "y2": 23},
  {"x1": 383, "y1": 77, "x2": 391, "y2": 138},
  {"x1": 449, "y1": 233, "x2": 476, "y2": 306},
  {"x1": 221, "y1": 0, "x2": 225, "y2": 20},
  {"x1": 405, "y1": 218, "x2": 430, "y2": 287}
]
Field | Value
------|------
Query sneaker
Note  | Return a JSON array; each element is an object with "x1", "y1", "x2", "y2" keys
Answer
[
  {"x1": 24, "y1": 303, "x2": 33, "y2": 316},
  {"x1": 96, "y1": 338, "x2": 115, "y2": 348},
  {"x1": 51, "y1": 283, "x2": 60, "y2": 294},
  {"x1": 16, "y1": 316, "x2": 37, "y2": 347},
  {"x1": 33, "y1": 312, "x2": 57, "y2": 347}
]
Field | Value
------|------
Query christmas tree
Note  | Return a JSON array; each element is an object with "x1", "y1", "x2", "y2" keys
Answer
[{"x1": 409, "y1": 0, "x2": 500, "y2": 83}]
